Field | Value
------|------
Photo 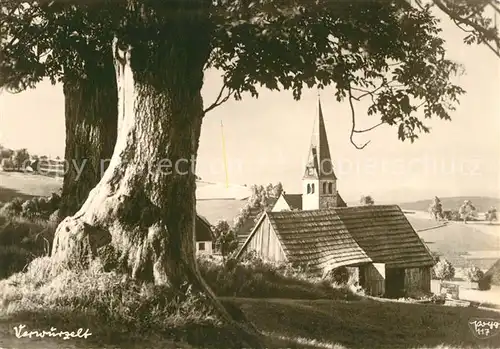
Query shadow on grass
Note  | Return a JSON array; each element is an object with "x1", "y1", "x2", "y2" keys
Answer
[
  {"x1": 0, "y1": 309, "x2": 252, "y2": 349},
  {"x1": 230, "y1": 297, "x2": 500, "y2": 349},
  {"x1": 0, "y1": 186, "x2": 35, "y2": 204}
]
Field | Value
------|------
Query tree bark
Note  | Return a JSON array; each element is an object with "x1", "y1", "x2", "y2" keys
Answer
[
  {"x1": 51, "y1": 3, "x2": 263, "y2": 347},
  {"x1": 59, "y1": 50, "x2": 118, "y2": 218}
]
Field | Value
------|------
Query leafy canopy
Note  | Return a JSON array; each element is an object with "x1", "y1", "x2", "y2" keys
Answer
[
  {"x1": 1, "y1": 0, "x2": 499, "y2": 145},
  {"x1": 0, "y1": 0, "x2": 123, "y2": 91}
]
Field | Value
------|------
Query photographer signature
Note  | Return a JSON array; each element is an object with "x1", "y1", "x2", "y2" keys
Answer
[{"x1": 468, "y1": 318, "x2": 500, "y2": 339}]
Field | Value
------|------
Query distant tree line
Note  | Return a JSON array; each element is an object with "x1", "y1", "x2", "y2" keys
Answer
[
  {"x1": 0, "y1": 145, "x2": 30, "y2": 171},
  {"x1": 429, "y1": 196, "x2": 497, "y2": 224}
]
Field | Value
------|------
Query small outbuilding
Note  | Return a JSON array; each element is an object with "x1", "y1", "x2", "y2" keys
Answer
[{"x1": 236, "y1": 205, "x2": 435, "y2": 298}]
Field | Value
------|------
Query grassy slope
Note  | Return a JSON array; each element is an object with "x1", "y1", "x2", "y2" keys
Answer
[
  {"x1": 0, "y1": 172, "x2": 61, "y2": 203},
  {"x1": 2, "y1": 296, "x2": 500, "y2": 349},
  {"x1": 232, "y1": 297, "x2": 500, "y2": 349},
  {"x1": 399, "y1": 196, "x2": 500, "y2": 213}
]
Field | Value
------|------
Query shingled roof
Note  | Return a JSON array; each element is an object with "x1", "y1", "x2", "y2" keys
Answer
[
  {"x1": 337, "y1": 193, "x2": 347, "y2": 207},
  {"x1": 334, "y1": 205, "x2": 435, "y2": 268},
  {"x1": 282, "y1": 193, "x2": 303, "y2": 210},
  {"x1": 262, "y1": 209, "x2": 372, "y2": 271},
  {"x1": 195, "y1": 215, "x2": 214, "y2": 242},
  {"x1": 238, "y1": 205, "x2": 434, "y2": 270}
]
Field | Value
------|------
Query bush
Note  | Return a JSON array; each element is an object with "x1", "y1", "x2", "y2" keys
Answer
[
  {"x1": 198, "y1": 254, "x2": 357, "y2": 301},
  {"x1": 465, "y1": 266, "x2": 484, "y2": 283},
  {"x1": 433, "y1": 258, "x2": 455, "y2": 281},
  {"x1": 0, "y1": 194, "x2": 60, "y2": 221},
  {"x1": 20, "y1": 194, "x2": 60, "y2": 220},
  {"x1": 324, "y1": 266, "x2": 350, "y2": 285},
  {"x1": 478, "y1": 274, "x2": 492, "y2": 291},
  {"x1": 0, "y1": 198, "x2": 23, "y2": 217}
]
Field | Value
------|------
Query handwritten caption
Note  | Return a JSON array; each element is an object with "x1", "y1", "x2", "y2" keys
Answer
[
  {"x1": 468, "y1": 318, "x2": 500, "y2": 339},
  {"x1": 13, "y1": 324, "x2": 92, "y2": 340}
]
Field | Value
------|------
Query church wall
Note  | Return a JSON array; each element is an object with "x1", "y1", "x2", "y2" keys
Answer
[
  {"x1": 302, "y1": 180, "x2": 318, "y2": 210},
  {"x1": 318, "y1": 179, "x2": 337, "y2": 209},
  {"x1": 319, "y1": 196, "x2": 337, "y2": 209}
]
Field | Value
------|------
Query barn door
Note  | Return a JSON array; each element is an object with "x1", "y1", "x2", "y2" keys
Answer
[{"x1": 385, "y1": 268, "x2": 405, "y2": 298}]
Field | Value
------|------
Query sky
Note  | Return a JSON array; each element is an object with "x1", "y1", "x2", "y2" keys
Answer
[{"x1": 1, "y1": 9, "x2": 499, "y2": 204}]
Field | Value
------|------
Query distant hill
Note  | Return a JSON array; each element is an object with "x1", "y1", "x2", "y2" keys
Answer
[{"x1": 398, "y1": 196, "x2": 500, "y2": 213}]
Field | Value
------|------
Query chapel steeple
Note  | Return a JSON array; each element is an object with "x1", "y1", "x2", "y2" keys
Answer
[
  {"x1": 302, "y1": 97, "x2": 338, "y2": 210},
  {"x1": 303, "y1": 98, "x2": 336, "y2": 180}
]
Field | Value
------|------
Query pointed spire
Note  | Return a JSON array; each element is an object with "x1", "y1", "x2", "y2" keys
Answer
[{"x1": 303, "y1": 97, "x2": 336, "y2": 180}]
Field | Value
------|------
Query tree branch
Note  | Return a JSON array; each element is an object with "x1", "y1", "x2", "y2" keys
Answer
[
  {"x1": 432, "y1": 0, "x2": 500, "y2": 57},
  {"x1": 352, "y1": 122, "x2": 385, "y2": 134},
  {"x1": 347, "y1": 85, "x2": 370, "y2": 150},
  {"x1": 203, "y1": 83, "x2": 234, "y2": 115}
]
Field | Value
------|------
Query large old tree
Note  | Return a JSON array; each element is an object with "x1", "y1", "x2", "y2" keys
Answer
[
  {"x1": 2, "y1": 0, "x2": 499, "y2": 346},
  {"x1": 0, "y1": 2, "x2": 123, "y2": 216}
]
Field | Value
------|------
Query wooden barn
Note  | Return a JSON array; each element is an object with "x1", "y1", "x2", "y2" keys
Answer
[{"x1": 236, "y1": 205, "x2": 435, "y2": 298}]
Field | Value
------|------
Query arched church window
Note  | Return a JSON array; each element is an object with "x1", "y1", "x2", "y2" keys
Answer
[
  {"x1": 307, "y1": 183, "x2": 311, "y2": 194},
  {"x1": 311, "y1": 183, "x2": 315, "y2": 194},
  {"x1": 328, "y1": 182, "x2": 333, "y2": 194},
  {"x1": 323, "y1": 182, "x2": 327, "y2": 193}
]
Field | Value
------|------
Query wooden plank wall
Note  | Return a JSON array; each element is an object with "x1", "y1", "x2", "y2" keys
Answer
[
  {"x1": 246, "y1": 218, "x2": 286, "y2": 262},
  {"x1": 360, "y1": 263, "x2": 385, "y2": 297},
  {"x1": 404, "y1": 267, "x2": 431, "y2": 294}
]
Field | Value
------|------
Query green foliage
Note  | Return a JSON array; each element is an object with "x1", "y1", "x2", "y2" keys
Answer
[
  {"x1": 433, "y1": 258, "x2": 455, "y2": 281},
  {"x1": 465, "y1": 266, "x2": 484, "y2": 283}
]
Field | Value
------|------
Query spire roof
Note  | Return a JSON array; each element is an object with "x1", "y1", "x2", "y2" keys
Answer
[{"x1": 303, "y1": 98, "x2": 336, "y2": 180}]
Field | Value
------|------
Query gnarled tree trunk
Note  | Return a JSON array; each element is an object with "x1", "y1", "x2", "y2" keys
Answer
[
  {"x1": 51, "y1": 3, "x2": 263, "y2": 347},
  {"x1": 59, "y1": 50, "x2": 118, "y2": 218}
]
